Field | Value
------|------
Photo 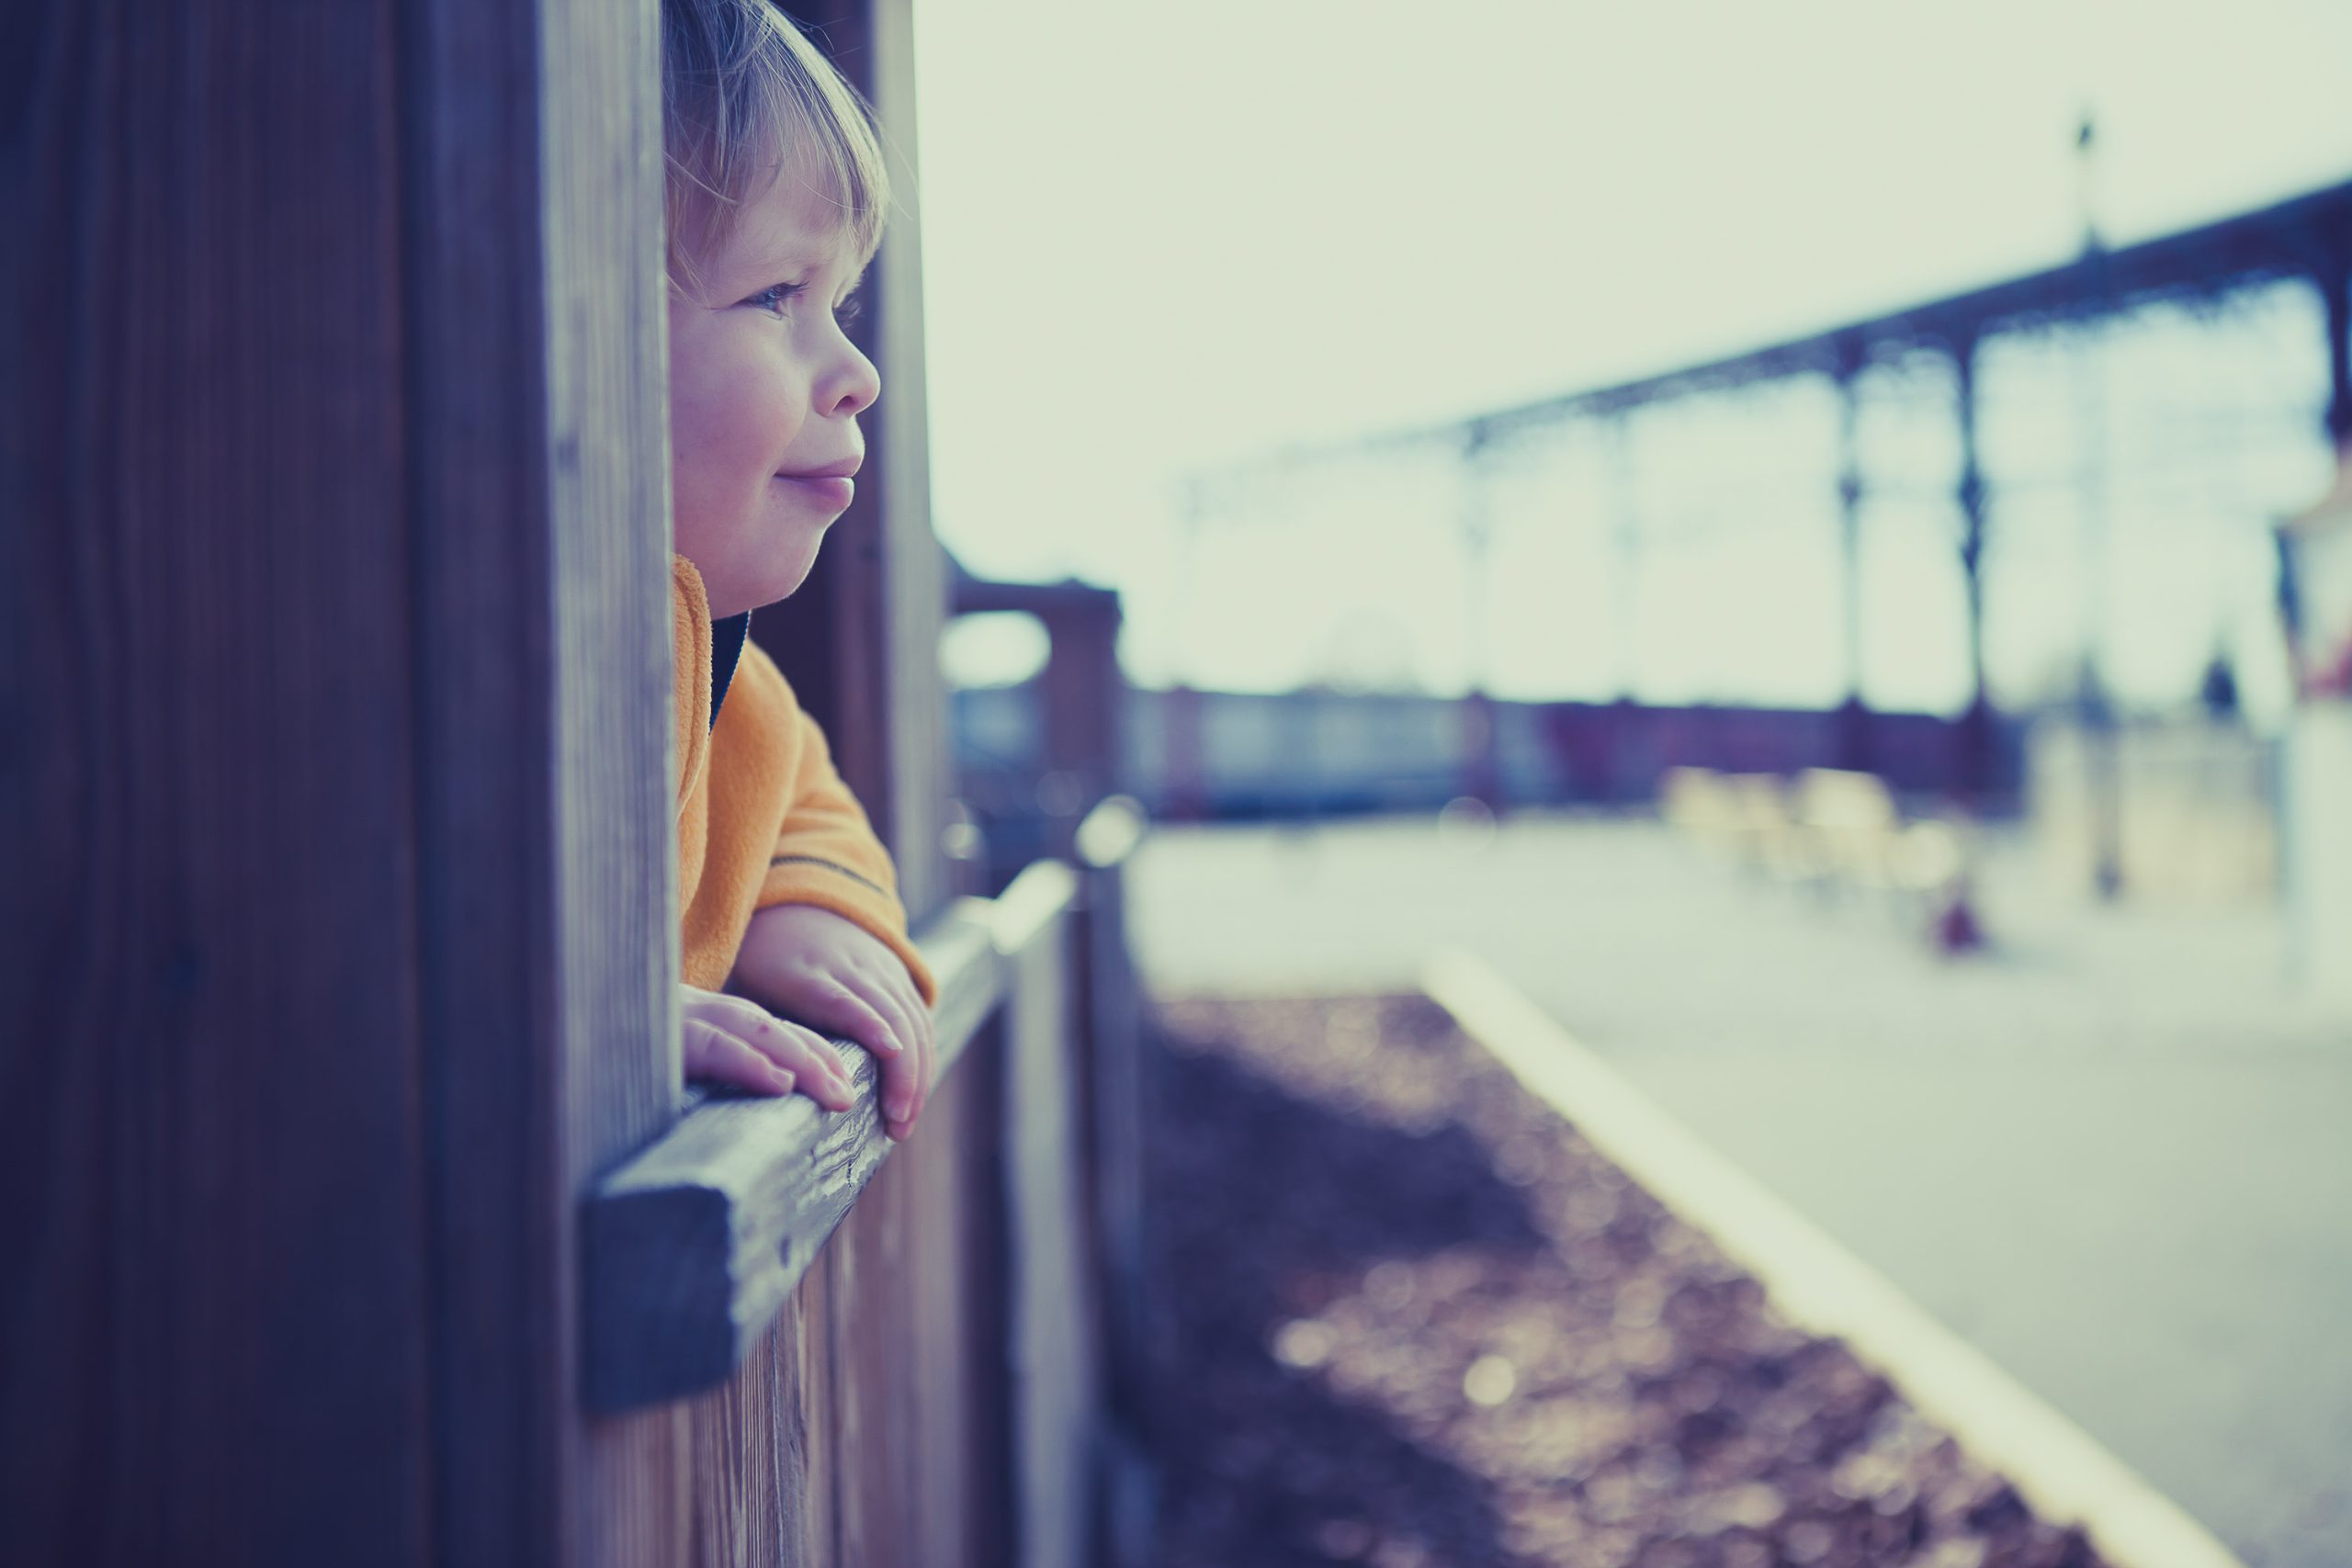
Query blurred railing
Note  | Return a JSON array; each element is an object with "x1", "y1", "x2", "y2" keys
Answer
[{"x1": 582, "y1": 794, "x2": 1153, "y2": 1568}]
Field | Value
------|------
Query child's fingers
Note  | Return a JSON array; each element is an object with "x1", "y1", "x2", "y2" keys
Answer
[
  {"x1": 684, "y1": 987, "x2": 854, "y2": 1108},
  {"x1": 846, "y1": 974, "x2": 926, "y2": 1072},
  {"x1": 865, "y1": 978, "x2": 933, "y2": 1138},
  {"x1": 707, "y1": 992, "x2": 854, "y2": 1086},
  {"x1": 889, "y1": 987, "x2": 933, "y2": 1135},
  {"x1": 831, "y1": 983, "x2": 927, "y2": 1134},
  {"x1": 683, "y1": 1018, "x2": 796, "y2": 1097},
  {"x1": 818, "y1": 979, "x2": 914, "y2": 1078},
  {"x1": 873, "y1": 1046, "x2": 928, "y2": 1142},
  {"x1": 907, "y1": 1026, "x2": 933, "y2": 1135},
  {"x1": 752, "y1": 1021, "x2": 859, "y2": 1112}
]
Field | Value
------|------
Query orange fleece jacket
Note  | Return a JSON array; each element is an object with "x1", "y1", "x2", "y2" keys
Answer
[{"x1": 673, "y1": 555, "x2": 937, "y2": 1007}]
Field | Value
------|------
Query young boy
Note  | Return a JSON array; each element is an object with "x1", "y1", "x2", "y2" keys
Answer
[{"x1": 662, "y1": 0, "x2": 936, "y2": 1142}]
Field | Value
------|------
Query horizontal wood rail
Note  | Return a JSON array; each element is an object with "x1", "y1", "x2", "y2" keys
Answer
[{"x1": 581, "y1": 862, "x2": 1079, "y2": 1412}]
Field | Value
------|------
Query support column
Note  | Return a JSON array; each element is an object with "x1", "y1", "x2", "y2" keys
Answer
[
  {"x1": 1952, "y1": 336, "x2": 1996, "y2": 806},
  {"x1": 1460, "y1": 426, "x2": 1503, "y2": 810},
  {"x1": 1609, "y1": 412, "x2": 1642, "y2": 705},
  {"x1": 1833, "y1": 342, "x2": 1870, "y2": 773},
  {"x1": 2072, "y1": 302, "x2": 2125, "y2": 901}
]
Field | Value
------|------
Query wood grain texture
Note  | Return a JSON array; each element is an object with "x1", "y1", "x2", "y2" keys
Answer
[
  {"x1": 5, "y1": 0, "x2": 683, "y2": 1562},
  {"x1": 586, "y1": 904, "x2": 1003, "y2": 1411},
  {"x1": 3, "y1": 6, "x2": 431, "y2": 1563},
  {"x1": 677, "y1": 895, "x2": 1011, "y2": 1562},
  {"x1": 404, "y1": 0, "x2": 682, "y2": 1562}
]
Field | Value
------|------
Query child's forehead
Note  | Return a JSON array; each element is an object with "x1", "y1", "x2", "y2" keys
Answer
[{"x1": 721, "y1": 160, "x2": 860, "y2": 273}]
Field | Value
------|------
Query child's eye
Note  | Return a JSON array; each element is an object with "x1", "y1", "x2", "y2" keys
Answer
[
  {"x1": 746, "y1": 281, "x2": 806, "y2": 317},
  {"x1": 834, "y1": 291, "x2": 865, "y2": 326}
]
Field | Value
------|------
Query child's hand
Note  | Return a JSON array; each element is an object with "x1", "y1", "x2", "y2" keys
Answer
[
  {"x1": 680, "y1": 983, "x2": 857, "y2": 1111},
  {"x1": 728, "y1": 904, "x2": 936, "y2": 1142}
]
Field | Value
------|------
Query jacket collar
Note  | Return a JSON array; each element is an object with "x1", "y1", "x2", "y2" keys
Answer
[{"x1": 710, "y1": 610, "x2": 751, "y2": 730}]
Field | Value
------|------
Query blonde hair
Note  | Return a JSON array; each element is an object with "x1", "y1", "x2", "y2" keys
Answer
[{"x1": 661, "y1": 0, "x2": 891, "y2": 298}]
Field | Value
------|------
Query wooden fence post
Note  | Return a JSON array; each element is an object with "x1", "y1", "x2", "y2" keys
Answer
[
  {"x1": 2, "y1": 2, "x2": 681, "y2": 1564},
  {"x1": 1071, "y1": 799, "x2": 1159, "y2": 1568}
]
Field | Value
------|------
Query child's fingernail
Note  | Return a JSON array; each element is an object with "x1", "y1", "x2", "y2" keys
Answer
[{"x1": 770, "y1": 1067, "x2": 795, "y2": 1094}]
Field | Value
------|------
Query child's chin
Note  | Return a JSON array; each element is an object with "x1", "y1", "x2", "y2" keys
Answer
[{"x1": 760, "y1": 553, "x2": 819, "y2": 604}]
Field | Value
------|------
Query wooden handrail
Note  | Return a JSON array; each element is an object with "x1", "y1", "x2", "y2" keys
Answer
[{"x1": 580, "y1": 869, "x2": 1075, "y2": 1412}]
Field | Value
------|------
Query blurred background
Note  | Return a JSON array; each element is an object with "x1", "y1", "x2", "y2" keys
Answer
[{"x1": 909, "y1": 3, "x2": 2351, "y2": 1564}]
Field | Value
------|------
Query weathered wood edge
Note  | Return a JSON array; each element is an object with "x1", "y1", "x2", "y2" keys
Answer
[{"x1": 581, "y1": 879, "x2": 1077, "y2": 1412}]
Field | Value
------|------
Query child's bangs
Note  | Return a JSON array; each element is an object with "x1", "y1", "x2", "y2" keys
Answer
[
  {"x1": 763, "y1": 62, "x2": 889, "y2": 268},
  {"x1": 663, "y1": 3, "x2": 891, "y2": 295}
]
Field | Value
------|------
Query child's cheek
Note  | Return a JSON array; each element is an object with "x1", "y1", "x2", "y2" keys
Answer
[{"x1": 671, "y1": 347, "x2": 763, "y2": 495}]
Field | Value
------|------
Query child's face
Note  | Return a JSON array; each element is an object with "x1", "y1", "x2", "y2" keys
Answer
[{"x1": 667, "y1": 173, "x2": 880, "y2": 620}]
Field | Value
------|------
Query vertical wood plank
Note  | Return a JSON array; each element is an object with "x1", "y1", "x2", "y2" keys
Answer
[
  {"x1": 801, "y1": 1248, "x2": 845, "y2": 1566},
  {"x1": 830, "y1": 1151, "x2": 925, "y2": 1568},
  {"x1": 907, "y1": 1029, "x2": 1019, "y2": 1568},
  {"x1": 406, "y1": 0, "x2": 683, "y2": 1561},
  {"x1": 1074, "y1": 850, "x2": 1157, "y2": 1568},
  {"x1": 907, "y1": 1077, "x2": 978, "y2": 1568},
  {"x1": 1002, "y1": 907, "x2": 1097, "y2": 1568},
  {"x1": 695, "y1": 1242, "x2": 835, "y2": 1567},
  {"x1": 933, "y1": 1019, "x2": 1019, "y2": 1568},
  {"x1": 6, "y1": 0, "x2": 684, "y2": 1563},
  {"x1": 536, "y1": 0, "x2": 690, "y2": 1557},
  {"x1": 3, "y1": 5, "x2": 430, "y2": 1563},
  {"x1": 686, "y1": 1298, "x2": 786, "y2": 1566}
]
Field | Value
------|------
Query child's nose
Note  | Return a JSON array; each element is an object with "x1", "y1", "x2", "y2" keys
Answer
[{"x1": 818, "y1": 342, "x2": 880, "y2": 419}]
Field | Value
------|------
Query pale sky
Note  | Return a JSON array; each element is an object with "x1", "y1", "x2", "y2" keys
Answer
[{"x1": 910, "y1": 0, "x2": 2352, "y2": 718}]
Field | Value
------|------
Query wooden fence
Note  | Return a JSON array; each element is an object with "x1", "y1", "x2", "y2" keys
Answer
[
  {"x1": 582, "y1": 798, "x2": 1152, "y2": 1566},
  {"x1": 2, "y1": 2, "x2": 1153, "y2": 1562}
]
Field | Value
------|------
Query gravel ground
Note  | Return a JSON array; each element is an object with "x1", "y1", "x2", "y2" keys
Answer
[{"x1": 1143, "y1": 992, "x2": 2112, "y2": 1568}]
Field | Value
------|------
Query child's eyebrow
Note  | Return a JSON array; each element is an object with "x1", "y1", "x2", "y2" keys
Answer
[
  {"x1": 740, "y1": 223, "x2": 857, "y2": 281},
  {"x1": 741, "y1": 250, "x2": 820, "y2": 282}
]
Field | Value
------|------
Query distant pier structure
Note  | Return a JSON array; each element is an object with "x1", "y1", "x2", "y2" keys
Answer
[{"x1": 1178, "y1": 178, "x2": 2352, "y2": 827}]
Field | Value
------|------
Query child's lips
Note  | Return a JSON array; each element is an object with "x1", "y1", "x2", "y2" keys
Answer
[{"x1": 775, "y1": 472, "x2": 854, "y2": 511}]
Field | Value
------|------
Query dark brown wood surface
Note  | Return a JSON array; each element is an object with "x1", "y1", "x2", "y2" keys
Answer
[
  {"x1": 2, "y1": 1, "x2": 680, "y2": 1563},
  {"x1": 4, "y1": 7, "x2": 432, "y2": 1562},
  {"x1": 411, "y1": 0, "x2": 685, "y2": 1562}
]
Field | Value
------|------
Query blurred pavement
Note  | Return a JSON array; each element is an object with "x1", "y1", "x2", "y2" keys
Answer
[{"x1": 1128, "y1": 812, "x2": 2352, "y2": 1568}]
